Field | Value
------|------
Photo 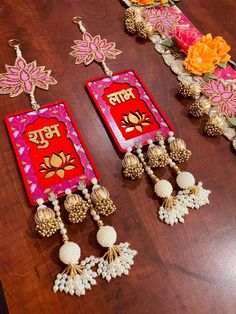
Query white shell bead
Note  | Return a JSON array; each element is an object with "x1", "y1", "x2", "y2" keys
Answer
[
  {"x1": 176, "y1": 172, "x2": 195, "y2": 189},
  {"x1": 97, "y1": 226, "x2": 117, "y2": 248},
  {"x1": 154, "y1": 180, "x2": 173, "y2": 198},
  {"x1": 59, "y1": 242, "x2": 81, "y2": 265}
]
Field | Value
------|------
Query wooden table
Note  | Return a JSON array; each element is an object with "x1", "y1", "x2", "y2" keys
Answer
[{"x1": 0, "y1": 1, "x2": 235, "y2": 313}]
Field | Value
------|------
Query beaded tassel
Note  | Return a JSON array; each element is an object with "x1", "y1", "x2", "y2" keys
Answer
[
  {"x1": 135, "y1": 143, "x2": 189, "y2": 226},
  {"x1": 158, "y1": 132, "x2": 211, "y2": 210},
  {"x1": 79, "y1": 178, "x2": 137, "y2": 282},
  {"x1": 41, "y1": 193, "x2": 99, "y2": 296}
]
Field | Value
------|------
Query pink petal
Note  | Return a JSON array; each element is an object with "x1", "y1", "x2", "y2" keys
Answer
[
  {"x1": 84, "y1": 53, "x2": 95, "y2": 65},
  {"x1": 27, "y1": 61, "x2": 37, "y2": 73},
  {"x1": 210, "y1": 80, "x2": 220, "y2": 93},
  {"x1": 30, "y1": 67, "x2": 41, "y2": 76},
  {"x1": 16, "y1": 57, "x2": 27, "y2": 69},
  {"x1": 221, "y1": 92, "x2": 234, "y2": 99},
  {"x1": 10, "y1": 85, "x2": 23, "y2": 97},
  {"x1": 93, "y1": 35, "x2": 101, "y2": 45},
  {"x1": 95, "y1": 51, "x2": 104, "y2": 62},
  {"x1": 103, "y1": 43, "x2": 114, "y2": 51},
  {"x1": 0, "y1": 86, "x2": 13, "y2": 94},
  {"x1": 211, "y1": 95, "x2": 222, "y2": 103},
  {"x1": 0, "y1": 79, "x2": 19, "y2": 86},
  {"x1": 23, "y1": 80, "x2": 33, "y2": 93},
  {"x1": 217, "y1": 82, "x2": 225, "y2": 92},
  {"x1": 19, "y1": 70, "x2": 30, "y2": 81},
  {"x1": 83, "y1": 32, "x2": 93, "y2": 43},
  {"x1": 6, "y1": 65, "x2": 19, "y2": 74}
]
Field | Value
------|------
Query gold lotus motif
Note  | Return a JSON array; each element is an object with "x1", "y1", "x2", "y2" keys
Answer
[
  {"x1": 39, "y1": 151, "x2": 76, "y2": 179},
  {"x1": 121, "y1": 110, "x2": 151, "y2": 133}
]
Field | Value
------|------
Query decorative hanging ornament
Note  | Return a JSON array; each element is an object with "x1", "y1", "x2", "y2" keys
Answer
[
  {"x1": 69, "y1": 18, "x2": 210, "y2": 226},
  {"x1": 2, "y1": 40, "x2": 136, "y2": 295},
  {"x1": 120, "y1": 0, "x2": 236, "y2": 152}
]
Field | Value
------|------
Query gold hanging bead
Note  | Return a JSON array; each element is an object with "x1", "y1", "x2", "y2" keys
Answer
[
  {"x1": 122, "y1": 153, "x2": 144, "y2": 180},
  {"x1": 169, "y1": 138, "x2": 192, "y2": 163},
  {"x1": 189, "y1": 96, "x2": 211, "y2": 117},
  {"x1": 125, "y1": 8, "x2": 137, "y2": 34},
  {"x1": 204, "y1": 114, "x2": 225, "y2": 136},
  {"x1": 35, "y1": 207, "x2": 59, "y2": 237},
  {"x1": 136, "y1": 21, "x2": 148, "y2": 39},
  {"x1": 91, "y1": 186, "x2": 116, "y2": 216},
  {"x1": 178, "y1": 81, "x2": 192, "y2": 97},
  {"x1": 189, "y1": 82, "x2": 201, "y2": 99},
  {"x1": 64, "y1": 194, "x2": 89, "y2": 223},
  {"x1": 147, "y1": 145, "x2": 169, "y2": 168}
]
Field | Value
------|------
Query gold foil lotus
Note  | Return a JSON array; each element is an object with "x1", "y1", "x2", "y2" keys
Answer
[
  {"x1": 39, "y1": 151, "x2": 76, "y2": 179},
  {"x1": 121, "y1": 110, "x2": 151, "y2": 133}
]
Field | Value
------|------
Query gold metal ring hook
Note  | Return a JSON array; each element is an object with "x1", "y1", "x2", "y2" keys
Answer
[
  {"x1": 8, "y1": 39, "x2": 21, "y2": 47},
  {"x1": 72, "y1": 16, "x2": 82, "y2": 24}
]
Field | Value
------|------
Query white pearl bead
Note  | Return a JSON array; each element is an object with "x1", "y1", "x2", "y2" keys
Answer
[
  {"x1": 136, "y1": 148, "x2": 142, "y2": 154},
  {"x1": 59, "y1": 222, "x2": 64, "y2": 229},
  {"x1": 176, "y1": 172, "x2": 195, "y2": 189},
  {"x1": 65, "y1": 188, "x2": 71, "y2": 195},
  {"x1": 169, "y1": 131, "x2": 174, "y2": 137},
  {"x1": 60, "y1": 228, "x2": 67, "y2": 235},
  {"x1": 54, "y1": 205, "x2": 60, "y2": 211},
  {"x1": 93, "y1": 214, "x2": 100, "y2": 221},
  {"x1": 36, "y1": 198, "x2": 44, "y2": 205},
  {"x1": 85, "y1": 194, "x2": 90, "y2": 200},
  {"x1": 96, "y1": 226, "x2": 117, "y2": 248},
  {"x1": 52, "y1": 200, "x2": 59, "y2": 206},
  {"x1": 147, "y1": 139, "x2": 153, "y2": 144},
  {"x1": 82, "y1": 188, "x2": 88, "y2": 194},
  {"x1": 90, "y1": 210, "x2": 96, "y2": 216},
  {"x1": 91, "y1": 178, "x2": 98, "y2": 185},
  {"x1": 168, "y1": 137, "x2": 175, "y2": 143},
  {"x1": 148, "y1": 169, "x2": 153, "y2": 175},
  {"x1": 169, "y1": 161, "x2": 176, "y2": 167},
  {"x1": 59, "y1": 242, "x2": 81, "y2": 265},
  {"x1": 154, "y1": 180, "x2": 173, "y2": 198},
  {"x1": 38, "y1": 204, "x2": 46, "y2": 210}
]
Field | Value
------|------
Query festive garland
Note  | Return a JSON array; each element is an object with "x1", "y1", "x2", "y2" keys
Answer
[{"x1": 122, "y1": 0, "x2": 236, "y2": 151}]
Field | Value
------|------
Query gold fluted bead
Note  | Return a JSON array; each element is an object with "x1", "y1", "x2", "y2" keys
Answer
[
  {"x1": 64, "y1": 194, "x2": 82, "y2": 212},
  {"x1": 204, "y1": 114, "x2": 225, "y2": 136}
]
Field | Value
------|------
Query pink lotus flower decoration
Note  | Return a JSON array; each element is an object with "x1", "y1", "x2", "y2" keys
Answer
[
  {"x1": 142, "y1": 7, "x2": 180, "y2": 36},
  {"x1": 174, "y1": 26, "x2": 202, "y2": 54},
  {"x1": 201, "y1": 79, "x2": 236, "y2": 118},
  {"x1": 0, "y1": 57, "x2": 57, "y2": 97},
  {"x1": 70, "y1": 32, "x2": 122, "y2": 65}
]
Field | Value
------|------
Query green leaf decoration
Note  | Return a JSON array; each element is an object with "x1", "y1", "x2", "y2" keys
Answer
[
  {"x1": 217, "y1": 63, "x2": 227, "y2": 69},
  {"x1": 228, "y1": 117, "x2": 236, "y2": 127},
  {"x1": 203, "y1": 73, "x2": 217, "y2": 82},
  {"x1": 160, "y1": 38, "x2": 174, "y2": 47}
]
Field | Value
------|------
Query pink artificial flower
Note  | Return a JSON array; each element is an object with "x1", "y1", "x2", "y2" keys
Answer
[
  {"x1": 201, "y1": 79, "x2": 236, "y2": 118},
  {"x1": 70, "y1": 32, "x2": 121, "y2": 65},
  {"x1": 174, "y1": 26, "x2": 202, "y2": 54},
  {"x1": 0, "y1": 57, "x2": 57, "y2": 97}
]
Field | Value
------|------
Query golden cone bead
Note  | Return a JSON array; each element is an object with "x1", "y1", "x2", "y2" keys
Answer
[
  {"x1": 68, "y1": 200, "x2": 89, "y2": 223},
  {"x1": 189, "y1": 82, "x2": 201, "y2": 99},
  {"x1": 189, "y1": 97, "x2": 211, "y2": 118},
  {"x1": 35, "y1": 207, "x2": 59, "y2": 237},
  {"x1": 204, "y1": 114, "x2": 225, "y2": 136},
  {"x1": 147, "y1": 145, "x2": 169, "y2": 168},
  {"x1": 35, "y1": 206, "x2": 55, "y2": 224},
  {"x1": 64, "y1": 194, "x2": 82, "y2": 212},
  {"x1": 122, "y1": 153, "x2": 144, "y2": 180},
  {"x1": 91, "y1": 186, "x2": 110, "y2": 203},
  {"x1": 169, "y1": 138, "x2": 191, "y2": 163}
]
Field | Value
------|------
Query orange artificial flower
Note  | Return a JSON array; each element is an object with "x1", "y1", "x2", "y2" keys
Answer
[
  {"x1": 201, "y1": 34, "x2": 231, "y2": 64},
  {"x1": 159, "y1": 0, "x2": 169, "y2": 3},
  {"x1": 131, "y1": 0, "x2": 155, "y2": 5},
  {"x1": 184, "y1": 42, "x2": 218, "y2": 76}
]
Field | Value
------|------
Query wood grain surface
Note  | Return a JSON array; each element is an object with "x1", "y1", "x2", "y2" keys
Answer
[{"x1": 0, "y1": 1, "x2": 235, "y2": 313}]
